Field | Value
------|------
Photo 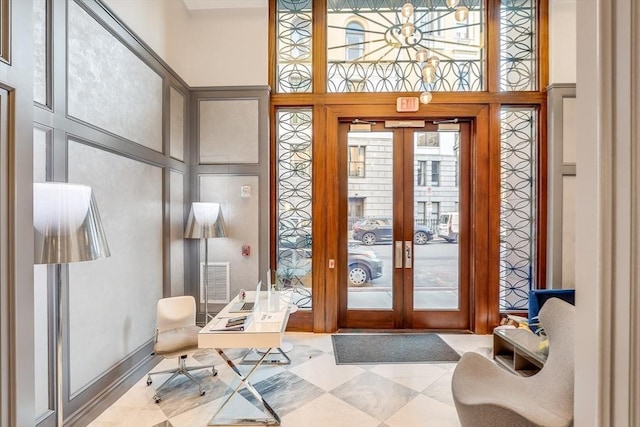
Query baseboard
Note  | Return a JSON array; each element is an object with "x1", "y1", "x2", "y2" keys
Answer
[{"x1": 66, "y1": 343, "x2": 161, "y2": 427}]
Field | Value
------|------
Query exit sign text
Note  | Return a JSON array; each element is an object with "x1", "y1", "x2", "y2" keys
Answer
[{"x1": 396, "y1": 97, "x2": 419, "y2": 112}]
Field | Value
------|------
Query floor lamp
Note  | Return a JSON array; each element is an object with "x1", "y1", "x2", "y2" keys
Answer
[
  {"x1": 185, "y1": 202, "x2": 228, "y2": 323},
  {"x1": 33, "y1": 183, "x2": 111, "y2": 427}
]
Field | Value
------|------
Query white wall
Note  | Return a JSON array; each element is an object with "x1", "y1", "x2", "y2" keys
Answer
[
  {"x1": 103, "y1": 0, "x2": 268, "y2": 87},
  {"x1": 103, "y1": 0, "x2": 191, "y2": 80},
  {"x1": 549, "y1": 0, "x2": 576, "y2": 84},
  {"x1": 576, "y1": 0, "x2": 640, "y2": 425}
]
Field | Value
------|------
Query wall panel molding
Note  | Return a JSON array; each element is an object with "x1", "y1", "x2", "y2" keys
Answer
[
  {"x1": 188, "y1": 87, "x2": 270, "y2": 323},
  {"x1": 31, "y1": 1, "x2": 193, "y2": 425},
  {"x1": 546, "y1": 83, "x2": 576, "y2": 289}
]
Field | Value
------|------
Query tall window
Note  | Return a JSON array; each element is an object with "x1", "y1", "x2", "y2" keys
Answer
[
  {"x1": 348, "y1": 145, "x2": 366, "y2": 177},
  {"x1": 431, "y1": 161, "x2": 441, "y2": 186},
  {"x1": 276, "y1": 108, "x2": 313, "y2": 308},
  {"x1": 499, "y1": 107, "x2": 537, "y2": 310},
  {"x1": 417, "y1": 160, "x2": 427, "y2": 186},
  {"x1": 345, "y1": 21, "x2": 364, "y2": 61},
  {"x1": 431, "y1": 201, "x2": 441, "y2": 229}
]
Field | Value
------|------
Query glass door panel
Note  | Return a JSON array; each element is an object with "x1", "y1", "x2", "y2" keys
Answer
[
  {"x1": 346, "y1": 131, "x2": 393, "y2": 309},
  {"x1": 339, "y1": 119, "x2": 470, "y2": 330},
  {"x1": 412, "y1": 130, "x2": 460, "y2": 310}
]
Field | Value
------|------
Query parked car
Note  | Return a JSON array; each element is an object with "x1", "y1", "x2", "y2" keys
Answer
[
  {"x1": 277, "y1": 231, "x2": 383, "y2": 287},
  {"x1": 437, "y1": 212, "x2": 459, "y2": 243},
  {"x1": 352, "y1": 217, "x2": 433, "y2": 245}
]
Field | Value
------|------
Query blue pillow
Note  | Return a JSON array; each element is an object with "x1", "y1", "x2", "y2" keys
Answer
[{"x1": 528, "y1": 289, "x2": 575, "y2": 333}]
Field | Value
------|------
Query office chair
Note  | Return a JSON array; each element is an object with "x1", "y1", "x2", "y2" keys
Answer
[{"x1": 146, "y1": 295, "x2": 217, "y2": 403}]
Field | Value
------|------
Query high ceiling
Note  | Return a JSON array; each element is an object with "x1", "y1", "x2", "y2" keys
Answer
[{"x1": 182, "y1": 0, "x2": 267, "y2": 9}]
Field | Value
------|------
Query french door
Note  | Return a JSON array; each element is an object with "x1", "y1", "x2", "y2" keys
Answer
[{"x1": 338, "y1": 119, "x2": 471, "y2": 329}]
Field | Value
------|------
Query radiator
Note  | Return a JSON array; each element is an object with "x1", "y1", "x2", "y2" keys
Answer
[{"x1": 200, "y1": 262, "x2": 230, "y2": 303}]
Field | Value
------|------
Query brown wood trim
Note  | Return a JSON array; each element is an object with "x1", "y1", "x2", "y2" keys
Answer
[
  {"x1": 323, "y1": 105, "x2": 340, "y2": 332},
  {"x1": 537, "y1": 102, "x2": 549, "y2": 289},
  {"x1": 395, "y1": 128, "x2": 407, "y2": 328},
  {"x1": 538, "y1": 0, "x2": 550, "y2": 91},
  {"x1": 344, "y1": 310, "x2": 395, "y2": 329},
  {"x1": 267, "y1": 0, "x2": 276, "y2": 92},
  {"x1": 486, "y1": 103, "x2": 503, "y2": 332},
  {"x1": 486, "y1": 0, "x2": 500, "y2": 93},
  {"x1": 286, "y1": 311, "x2": 313, "y2": 332},
  {"x1": 313, "y1": 0, "x2": 327, "y2": 95},
  {"x1": 271, "y1": 91, "x2": 547, "y2": 106}
]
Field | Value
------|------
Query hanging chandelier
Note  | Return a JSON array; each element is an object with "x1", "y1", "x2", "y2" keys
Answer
[{"x1": 397, "y1": 0, "x2": 471, "y2": 104}]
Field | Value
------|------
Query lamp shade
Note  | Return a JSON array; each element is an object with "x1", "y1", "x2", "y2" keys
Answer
[
  {"x1": 184, "y1": 202, "x2": 228, "y2": 239},
  {"x1": 34, "y1": 182, "x2": 111, "y2": 264}
]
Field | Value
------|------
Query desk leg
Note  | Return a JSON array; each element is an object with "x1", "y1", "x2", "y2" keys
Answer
[{"x1": 209, "y1": 348, "x2": 281, "y2": 426}]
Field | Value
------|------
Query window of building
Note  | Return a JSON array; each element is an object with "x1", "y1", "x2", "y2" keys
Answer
[
  {"x1": 417, "y1": 132, "x2": 439, "y2": 147},
  {"x1": 431, "y1": 160, "x2": 441, "y2": 186},
  {"x1": 431, "y1": 201, "x2": 440, "y2": 229},
  {"x1": 348, "y1": 197, "x2": 365, "y2": 229},
  {"x1": 345, "y1": 21, "x2": 365, "y2": 61},
  {"x1": 348, "y1": 145, "x2": 366, "y2": 177},
  {"x1": 417, "y1": 160, "x2": 427, "y2": 186}
]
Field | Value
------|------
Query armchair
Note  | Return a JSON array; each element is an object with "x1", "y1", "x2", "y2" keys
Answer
[{"x1": 452, "y1": 298, "x2": 575, "y2": 427}]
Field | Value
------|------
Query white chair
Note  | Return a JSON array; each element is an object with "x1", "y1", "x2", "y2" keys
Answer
[
  {"x1": 146, "y1": 296, "x2": 217, "y2": 403},
  {"x1": 452, "y1": 297, "x2": 574, "y2": 427}
]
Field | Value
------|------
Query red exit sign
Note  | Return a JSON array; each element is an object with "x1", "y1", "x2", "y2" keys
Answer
[{"x1": 396, "y1": 96, "x2": 419, "y2": 112}]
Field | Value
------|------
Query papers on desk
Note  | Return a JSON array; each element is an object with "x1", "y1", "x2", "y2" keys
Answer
[
  {"x1": 210, "y1": 315, "x2": 253, "y2": 332},
  {"x1": 254, "y1": 311, "x2": 286, "y2": 323}
]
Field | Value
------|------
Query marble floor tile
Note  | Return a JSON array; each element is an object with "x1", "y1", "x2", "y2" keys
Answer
[
  {"x1": 169, "y1": 393, "x2": 266, "y2": 427},
  {"x1": 238, "y1": 370, "x2": 325, "y2": 418},
  {"x1": 288, "y1": 353, "x2": 365, "y2": 391},
  {"x1": 154, "y1": 371, "x2": 231, "y2": 419},
  {"x1": 330, "y1": 371, "x2": 418, "y2": 422},
  {"x1": 385, "y1": 394, "x2": 461, "y2": 427},
  {"x1": 282, "y1": 393, "x2": 379, "y2": 427},
  {"x1": 421, "y1": 366, "x2": 458, "y2": 407},
  {"x1": 369, "y1": 362, "x2": 450, "y2": 392},
  {"x1": 88, "y1": 405, "x2": 167, "y2": 427},
  {"x1": 88, "y1": 332, "x2": 488, "y2": 427},
  {"x1": 439, "y1": 334, "x2": 493, "y2": 355}
]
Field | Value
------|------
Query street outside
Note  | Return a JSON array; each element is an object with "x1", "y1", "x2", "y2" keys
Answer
[{"x1": 351, "y1": 237, "x2": 459, "y2": 290}]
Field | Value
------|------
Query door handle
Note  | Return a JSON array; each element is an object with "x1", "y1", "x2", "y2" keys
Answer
[
  {"x1": 404, "y1": 241, "x2": 412, "y2": 269},
  {"x1": 395, "y1": 241, "x2": 403, "y2": 268}
]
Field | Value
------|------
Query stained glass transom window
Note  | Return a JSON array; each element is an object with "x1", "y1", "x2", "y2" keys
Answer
[
  {"x1": 326, "y1": 0, "x2": 485, "y2": 93},
  {"x1": 500, "y1": 0, "x2": 537, "y2": 91},
  {"x1": 276, "y1": 0, "x2": 313, "y2": 93}
]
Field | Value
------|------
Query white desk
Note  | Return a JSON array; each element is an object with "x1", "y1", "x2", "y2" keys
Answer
[{"x1": 198, "y1": 290, "x2": 292, "y2": 426}]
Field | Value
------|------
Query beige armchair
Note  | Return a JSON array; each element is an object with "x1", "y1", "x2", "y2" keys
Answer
[
  {"x1": 146, "y1": 296, "x2": 217, "y2": 403},
  {"x1": 452, "y1": 297, "x2": 574, "y2": 427}
]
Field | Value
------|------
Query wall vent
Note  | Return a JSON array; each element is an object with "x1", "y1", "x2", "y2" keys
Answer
[{"x1": 200, "y1": 262, "x2": 230, "y2": 303}]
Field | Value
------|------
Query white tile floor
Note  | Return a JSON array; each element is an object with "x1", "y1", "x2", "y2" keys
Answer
[{"x1": 88, "y1": 333, "x2": 493, "y2": 427}]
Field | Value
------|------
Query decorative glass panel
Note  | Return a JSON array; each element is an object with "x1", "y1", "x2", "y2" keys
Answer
[
  {"x1": 499, "y1": 107, "x2": 536, "y2": 310},
  {"x1": 276, "y1": 0, "x2": 313, "y2": 93},
  {"x1": 500, "y1": 0, "x2": 536, "y2": 91},
  {"x1": 327, "y1": 0, "x2": 485, "y2": 93},
  {"x1": 276, "y1": 108, "x2": 312, "y2": 309}
]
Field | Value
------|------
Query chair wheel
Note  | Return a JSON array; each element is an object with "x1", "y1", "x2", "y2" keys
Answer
[
  {"x1": 154, "y1": 395, "x2": 161, "y2": 403},
  {"x1": 200, "y1": 390, "x2": 206, "y2": 396},
  {"x1": 212, "y1": 369, "x2": 218, "y2": 376},
  {"x1": 146, "y1": 378, "x2": 152, "y2": 386}
]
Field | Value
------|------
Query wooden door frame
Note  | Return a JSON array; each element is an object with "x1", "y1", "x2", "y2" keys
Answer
[{"x1": 322, "y1": 103, "x2": 495, "y2": 333}]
